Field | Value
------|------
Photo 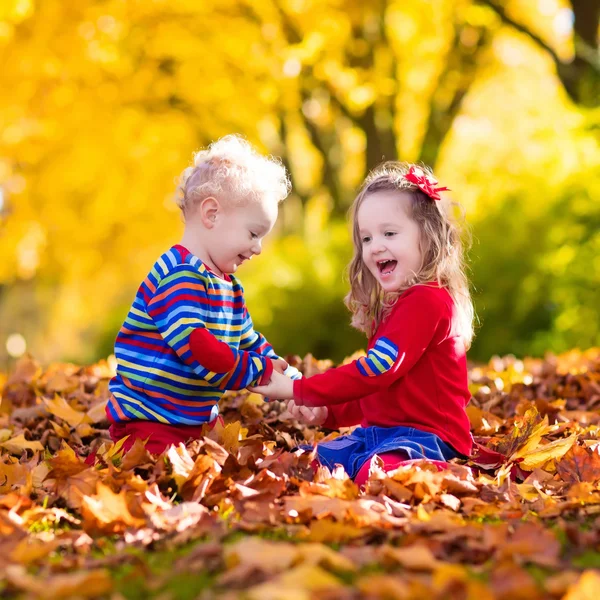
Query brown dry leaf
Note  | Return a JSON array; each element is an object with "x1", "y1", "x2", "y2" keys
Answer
[
  {"x1": 467, "y1": 405, "x2": 503, "y2": 434},
  {"x1": 302, "y1": 519, "x2": 367, "y2": 543},
  {"x1": 0, "y1": 459, "x2": 29, "y2": 494},
  {"x1": 46, "y1": 442, "x2": 89, "y2": 479},
  {"x1": 498, "y1": 522, "x2": 561, "y2": 567},
  {"x1": 10, "y1": 537, "x2": 61, "y2": 565},
  {"x1": 224, "y1": 537, "x2": 298, "y2": 573},
  {"x1": 296, "y1": 543, "x2": 356, "y2": 572},
  {"x1": 489, "y1": 560, "x2": 540, "y2": 600},
  {"x1": 381, "y1": 544, "x2": 441, "y2": 571},
  {"x1": 556, "y1": 444, "x2": 600, "y2": 484}
]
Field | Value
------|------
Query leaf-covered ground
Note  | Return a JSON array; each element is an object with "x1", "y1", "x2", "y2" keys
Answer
[{"x1": 1, "y1": 349, "x2": 600, "y2": 599}]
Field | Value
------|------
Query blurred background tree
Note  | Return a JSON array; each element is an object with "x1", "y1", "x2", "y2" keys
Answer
[{"x1": 0, "y1": 0, "x2": 598, "y2": 365}]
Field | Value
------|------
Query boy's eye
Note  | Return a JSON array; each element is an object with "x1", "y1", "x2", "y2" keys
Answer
[{"x1": 250, "y1": 232, "x2": 259, "y2": 239}]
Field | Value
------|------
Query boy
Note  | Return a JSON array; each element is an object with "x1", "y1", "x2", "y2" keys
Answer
[{"x1": 107, "y1": 135, "x2": 297, "y2": 453}]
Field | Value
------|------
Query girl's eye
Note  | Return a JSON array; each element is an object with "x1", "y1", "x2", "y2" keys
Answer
[
  {"x1": 361, "y1": 236, "x2": 371, "y2": 243},
  {"x1": 384, "y1": 231, "x2": 397, "y2": 237}
]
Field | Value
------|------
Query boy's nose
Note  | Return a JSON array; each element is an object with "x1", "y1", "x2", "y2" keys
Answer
[{"x1": 251, "y1": 241, "x2": 262, "y2": 255}]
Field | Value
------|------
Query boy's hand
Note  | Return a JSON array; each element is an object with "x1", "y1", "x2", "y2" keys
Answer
[
  {"x1": 282, "y1": 400, "x2": 328, "y2": 426},
  {"x1": 271, "y1": 357, "x2": 288, "y2": 374},
  {"x1": 249, "y1": 369, "x2": 294, "y2": 400}
]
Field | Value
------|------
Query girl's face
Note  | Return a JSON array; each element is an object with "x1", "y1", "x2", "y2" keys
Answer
[{"x1": 357, "y1": 191, "x2": 423, "y2": 292}]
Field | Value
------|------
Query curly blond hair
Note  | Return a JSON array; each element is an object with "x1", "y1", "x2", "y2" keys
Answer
[
  {"x1": 175, "y1": 134, "x2": 291, "y2": 215},
  {"x1": 345, "y1": 161, "x2": 475, "y2": 349}
]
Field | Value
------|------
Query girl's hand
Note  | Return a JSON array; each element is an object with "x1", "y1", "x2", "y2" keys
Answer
[
  {"x1": 282, "y1": 400, "x2": 328, "y2": 426},
  {"x1": 249, "y1": 369, "x2": 294, "y2": 400}
]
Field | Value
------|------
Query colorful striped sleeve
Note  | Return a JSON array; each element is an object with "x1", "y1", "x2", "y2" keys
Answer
[{"x1": 146, "y1": 264, "x2": 272, "y2": 390}]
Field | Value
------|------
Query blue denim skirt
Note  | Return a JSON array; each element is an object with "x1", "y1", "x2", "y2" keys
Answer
[{"x1": 311, "y1": 425, "x2": 459, "y2": 479}]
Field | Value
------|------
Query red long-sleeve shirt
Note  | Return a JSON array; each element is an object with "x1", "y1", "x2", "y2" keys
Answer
[{"x1": 292, "y1": 284, "x2": 473, "y2": 456}]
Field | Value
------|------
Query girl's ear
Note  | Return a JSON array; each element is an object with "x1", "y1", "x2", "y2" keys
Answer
[{"x1": 199, "y1": 196, "x2": 220, "y2": 228}]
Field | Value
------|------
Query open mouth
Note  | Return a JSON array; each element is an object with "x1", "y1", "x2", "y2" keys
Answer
[
  {"x1": 237, "y1": 254, "x2": 249, "y2": 263},
  {"x1": 377, "y1": 259, "x2": 397, "y2": 275}
]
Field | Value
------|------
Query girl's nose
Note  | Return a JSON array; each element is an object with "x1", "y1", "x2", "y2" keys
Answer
[{"x1": 372, "y1": 239, "x2": 386, "y2": 254}]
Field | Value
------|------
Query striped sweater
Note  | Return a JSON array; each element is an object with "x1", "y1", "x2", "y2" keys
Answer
[{"x1": 107, "y1": 245, "x2": 286, "y2": 426}]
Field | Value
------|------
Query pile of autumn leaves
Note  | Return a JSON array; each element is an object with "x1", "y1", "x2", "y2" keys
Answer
[{"x1": 1, "y1": 350, "x2": 600, "y2": 599}]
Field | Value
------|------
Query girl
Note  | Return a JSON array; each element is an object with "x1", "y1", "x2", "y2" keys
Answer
[{"x1": 250, "y1": 162, "x2": 474, "y2": 484}]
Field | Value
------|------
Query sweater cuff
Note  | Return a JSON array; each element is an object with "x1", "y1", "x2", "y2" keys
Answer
[
  {"x1": 293, "y1": 379, "x2": 307, "y2": 405},
  {"x1": 258, "y1": 358, "x2": 274, "y2": 386}
]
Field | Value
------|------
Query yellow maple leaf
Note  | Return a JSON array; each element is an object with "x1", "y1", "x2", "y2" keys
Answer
[
  {"x1": 518, "y1": 434, "x2": 577, "y2": 471},
  {"x1": 0, "y1": 434, "x2": 44, "y2": 455},
  {"x1": 81, "y1": 482, "x2": 146, "y2": 534},
  {"x1": 43, "y1": 394, "x2": 90, "y2": 428},
  {"x1": 302, "y1": 519, "x2": 366, "y2": 544},
  {"x1": 247, "y1": 564, "x2": 343, "y2": 600},
  {"x1": 562, "y1": 570, "x2": 600, "y2": 600}
]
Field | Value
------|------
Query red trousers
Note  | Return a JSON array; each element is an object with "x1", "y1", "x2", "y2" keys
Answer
[{"x1": 109, "y1": 418, "x2": 223, "y2": 455}]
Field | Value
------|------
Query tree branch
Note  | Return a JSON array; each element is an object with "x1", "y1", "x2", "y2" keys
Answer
[{"x1": 478, "y1": 0, "x2": 561, "y2": 64}]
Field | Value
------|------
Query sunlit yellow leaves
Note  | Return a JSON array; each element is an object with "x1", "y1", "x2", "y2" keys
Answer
[
  {"x1": 3, "y1": 348, "x2": 600, "y2": 598},
  {"x1": 80, "y1": 482, "x2": 146, "y2": 534},
  {"x1": 5, "y1": 565, "x2": 113, "y2": 599},
  {"x1": 302, "y1": 518, "x2": 366, "y2": 543},
  {"x1": 518, "y1": 433, "x2": 577, "y2": 471},
  {"x1": 563, "y1": 570, "x2": 600, "y2": 600},
  {"x1": 43, "y1": 394, "x2": 91, "y2": 428},
  {"x1": 0, "y1": 433, "x2": 43, "y2": 455},
  {"x1": 247, "y1": 564, "x2": 344, "y2": 600}
]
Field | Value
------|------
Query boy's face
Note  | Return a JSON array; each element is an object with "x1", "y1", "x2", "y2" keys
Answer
[{"x1": 206, "y1": 198, "x2": 278, "y2": 275}]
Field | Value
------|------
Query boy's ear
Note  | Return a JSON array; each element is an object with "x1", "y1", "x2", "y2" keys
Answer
[{"x1": 199, "y1": 197, "x2": 220, "y2": 228}]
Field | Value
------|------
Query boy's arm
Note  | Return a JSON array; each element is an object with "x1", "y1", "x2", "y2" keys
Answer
[
  {"x1": 293, "y1": 288, "x2": 448, "y2": 407},
  {"x1": 146, "y1": 265, "x2": 273, "y2": 390},
  {"x1": 238, "y1": 307, "x2": 301, "y2": 380}
]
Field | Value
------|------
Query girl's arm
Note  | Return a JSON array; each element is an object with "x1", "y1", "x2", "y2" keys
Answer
[
  {"x1": 293, "y1": 287, "x2": 449, "y2": 407},
  {"x1": 322, "y1": 399, "x2": 364, "y2": 429},
  {"x1": 147, "y1": 265, "x2": 274, "y2": 390}
]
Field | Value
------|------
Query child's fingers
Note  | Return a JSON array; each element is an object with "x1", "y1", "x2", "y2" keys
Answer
[
  {"x1": 299, "y1": 406, "x2": 320, "y2": 424},
  {"x1": 272, "y1": 358, "x2": 289, "y2": 374}
]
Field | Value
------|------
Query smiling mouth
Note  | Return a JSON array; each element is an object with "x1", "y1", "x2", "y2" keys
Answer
[
  {"x1": 238, "y1": 254, "x2": 250, "y2": 263},
  {"x1": 377, "y1": 259, "x2": 397, "y2": 275}
]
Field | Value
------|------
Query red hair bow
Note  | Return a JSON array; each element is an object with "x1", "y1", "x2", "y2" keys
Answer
[{"x1": 404, "y1": 166, "x2": 449, "y2": 201}]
